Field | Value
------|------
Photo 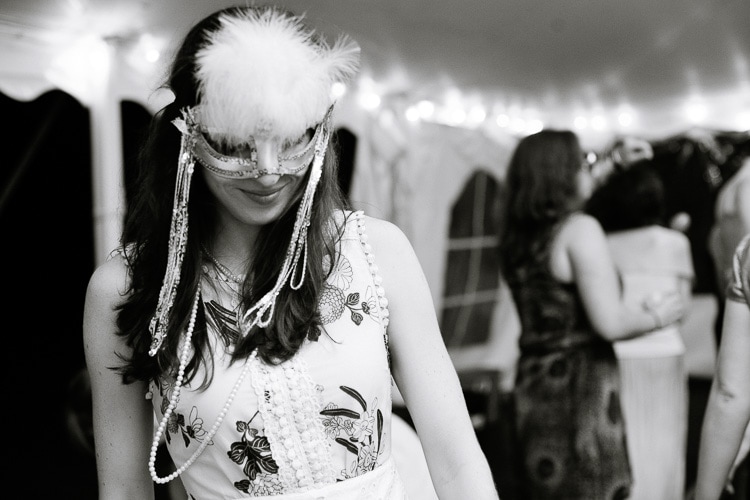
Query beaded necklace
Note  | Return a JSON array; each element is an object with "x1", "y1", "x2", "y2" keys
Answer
[
  {"x1": 148, "y1": 283, "x2": 255, "y2": 484},
  {"x1": 201, "y1": 245, "x2": 245, "y2": 285}
]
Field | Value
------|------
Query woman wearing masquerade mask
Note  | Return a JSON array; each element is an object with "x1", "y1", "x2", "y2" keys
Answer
[{"x1": 83, "y1": 5, "x2": 498, "y2": 500}]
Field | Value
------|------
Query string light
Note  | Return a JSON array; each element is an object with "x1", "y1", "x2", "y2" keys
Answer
[
  {"x1": 495, "y1": 114, "x2": 510, "y2": 128},
  {"x1": 416, "y1": 100, "x2": 435, "y2": 120},
  {"x1": 526, "y1": 118, "x2": 544, "y2": 134},
  {"x1": 6, "y1": 1, "x2": 750, "y2": 144},
  {"x1": 510, "y1": 117, "x2": 527, "y2": 134},
  {"x1": 330, "y1": 81, "x2": 347, "y2": 99},
  {"x1": 466, "y1": 105, "x2": 487, "y2": 126},
  {"x1": 684, "y1": 99, "x2": 708, "y2": 124},
  {"x1": 444, "y1": 107, "x2": 467, "y2": 126},
  {"x1": 404, "y1": 105, "x2": 420, "y2": 122},
  {"x1": 738, "y1": 110, "x2": 750, "y2": 131},
  {"x1": 617, "y1": 109, "x2": 634, "y2": 128},
  {"x1": 339, "y1": 76, "x2": 747, "y2": 147},
  {"x1": 591, "y1": 115, "x2": 607, "y2": 131},
  {"x1": 358, "y1": 91, "x2": 381, "y2": 110}
]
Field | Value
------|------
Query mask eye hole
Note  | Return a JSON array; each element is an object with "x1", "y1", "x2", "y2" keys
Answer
[
  {"x1": 203, "y1": 134, "x2": 258, "y2": 160},
  {"x1": 281, "y1": 127, "x2": 316, "y2": 155}
]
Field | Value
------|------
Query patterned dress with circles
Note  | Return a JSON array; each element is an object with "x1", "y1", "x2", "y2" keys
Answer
[{"x1": 504, "y1": 215, "x2": 632, "y2": 500}]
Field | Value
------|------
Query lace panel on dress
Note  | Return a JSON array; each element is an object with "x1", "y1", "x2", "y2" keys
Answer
[{"x1": 249, "y1": 353, "x2": 337, "y2": 492}]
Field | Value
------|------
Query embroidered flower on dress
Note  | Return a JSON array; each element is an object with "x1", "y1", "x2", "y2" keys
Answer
[
  {"x1": 319, "y1": 284, "x2": 346, "y2": 324},
  {"x1": 324, "y1": 254, "x2": 354, "y2": 290},
  {"x1": 228, "y1": 412, "x2": 280, "y2": 495},
  {"x1": 362, "y1": 286, "x2": 378, "y2": 319},
  {"x1": 157, "y1": 378, "x2": 209, "y2": 448},
  {"x1": 319, "y1": 285, "x2": 383, "y2": 326},
  {"x1": 351, "y1": 401, "x2": 377, "y2": 442},
  {"x1": 357, "y1": 441, "x2": 377, "y2": 470},
  {"x1": 321, "y1": 405, "x2": 347, "y2": 438},
  {"x1": 321, "y1": 386, "x2": 385, "y2": 478},
  {"x1": 165, "y1": 405, "x2": 209, "y2": 447}
]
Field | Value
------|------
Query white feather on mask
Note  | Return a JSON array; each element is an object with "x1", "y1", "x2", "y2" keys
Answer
[{"x1": 194, "y1": 7, "x2": 360, "y2": 145}]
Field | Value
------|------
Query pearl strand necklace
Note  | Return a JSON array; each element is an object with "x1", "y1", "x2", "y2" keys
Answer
[
  {"x1": 148, "y1": 284, "x2": 254, "y2": 484},
  {"x1": 201, "y1": 245, "x2": 244, "y2": 285}
]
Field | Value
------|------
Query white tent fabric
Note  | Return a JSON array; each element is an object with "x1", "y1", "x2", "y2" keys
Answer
[
  {"x1": 348, "y1": 113, "x2": 521, "y2": 379},
  {"x1": 2, "y1": 0, "x2": 748, "y2": 263}
]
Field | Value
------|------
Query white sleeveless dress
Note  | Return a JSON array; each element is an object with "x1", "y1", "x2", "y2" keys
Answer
[
  {"x1": 150, "y1": 211, "x2": 408, "y2": 499},
  {"x1": 607, "y1": 225, "x2": 693, "y2": 500}
]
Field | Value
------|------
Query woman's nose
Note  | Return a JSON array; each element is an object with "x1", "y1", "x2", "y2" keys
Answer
[
  {"x1": 254, "y1": 141, "x2": 282, "y2": 185},
  {"x1": 254, "y1": 173, "x2": 283, "y2": 186},
  {"x1": 255, "y1": 141, "x2": 279, "y2": 169}
]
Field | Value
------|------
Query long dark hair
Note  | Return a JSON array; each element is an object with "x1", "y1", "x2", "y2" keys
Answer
[
  {"x1": 499, "y1": 129, "x2": 583, "y2": 277},
  {"x1": 115, "y1": 5, "x2": 349, "y2": 386}
]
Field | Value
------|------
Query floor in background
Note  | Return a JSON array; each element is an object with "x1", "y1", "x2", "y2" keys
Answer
[{"x1": 687, "y1": 376, "x2": 712, "y2": 493}]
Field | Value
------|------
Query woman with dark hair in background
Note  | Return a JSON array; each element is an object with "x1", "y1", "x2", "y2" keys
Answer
[
  {"x1": 587, "y1": 158, "x2": 694, "y2": 500},
  {"x1": 499, "y1": 129, "x2": 686, "y2": 499}
]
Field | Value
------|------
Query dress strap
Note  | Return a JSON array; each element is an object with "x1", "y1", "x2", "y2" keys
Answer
[{"x1": 351, "y1": 210, "x2": 392, "y2": 370}]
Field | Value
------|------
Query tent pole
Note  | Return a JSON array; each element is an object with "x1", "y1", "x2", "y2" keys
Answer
[{"x1": 90, "y1": 41, "x2": 125, "y2": 267}]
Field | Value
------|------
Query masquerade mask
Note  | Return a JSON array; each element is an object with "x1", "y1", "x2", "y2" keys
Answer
[
  {"x1": 148, "y1": 7, "x2": 359, "y2": 357},
  {"x1": 174, "y1": 106, "x2": 334, "y2": 179}
]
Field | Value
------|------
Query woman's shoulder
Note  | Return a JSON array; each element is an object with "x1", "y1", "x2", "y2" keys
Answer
[
  {"x1": 654, "y1": 227, "x2": 693, "y2": 267},
  {"x1": 360, "y1": 213, "x2": 405, "y2": 237},
  {"x1": 649, "y1": 225, "x2": 691, "y2": 245},
  {"x1": 361, "y1": 213, "x2": 411, "y2": 251},
  {"x1": 549, "y1": 213, "x2": 608, "y2": 281},
  {"x1": 340, "y1": 210, "x2": 406, "y2": 241},
  {"x1": 87, "y1": 250, "x2": 131, "y2": 303},
  {"x1": 609, "y1": 225, "x2": 690, "y2": 251},
  {"x1": 344, "y1": 212, "x2": 414, "y2": 269},
  {"x1": 557, "y1": 212, "x2": 606, "y2": 243},
  {"x1": 608, "y1": 226, "x2": 694, "y2": 276}
]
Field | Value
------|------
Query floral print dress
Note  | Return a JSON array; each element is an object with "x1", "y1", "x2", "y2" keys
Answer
[{"x1": 150, "y1": 211, "x2": 406, "y2": 499}]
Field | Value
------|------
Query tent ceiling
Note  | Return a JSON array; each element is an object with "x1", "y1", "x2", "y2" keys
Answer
[{"x1": 1, "y1": 0, "x2": 748, "y2": 142}]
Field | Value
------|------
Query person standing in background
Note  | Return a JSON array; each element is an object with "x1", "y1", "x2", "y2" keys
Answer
[
  {"x1": 709, "y1": 157, "x2": 750, "y2": 344},
  {"x1": 705, "y1": 156, "x2": 750, "y2": 498},
  {"x1": 584, "y1": 135, "x2": 654, "y2": 187},
  {"x1": 695, "y1": 234, "x2": 750, "y2": 500},
  {"x1": 499, "y1": 129, "x2": 686, "y2": 499},
  {"x1": 587, "y1": 158, "x2": 694, "y2": 500},
  {"x1": 83, "y1": 5, "x2": 498, "y2": 499}
]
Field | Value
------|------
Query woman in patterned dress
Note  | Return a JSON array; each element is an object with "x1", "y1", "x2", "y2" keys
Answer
[
  {"x1": 498, "y1": 130, "x2": 686, "y2": 500},
  {"x1": 83, "y1": 5, "x2": 498, "y2": 499}
]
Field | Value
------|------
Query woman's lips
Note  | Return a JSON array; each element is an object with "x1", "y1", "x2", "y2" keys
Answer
[{"x1": 242, "y1": 186, "x2": 285, "y2": 204}]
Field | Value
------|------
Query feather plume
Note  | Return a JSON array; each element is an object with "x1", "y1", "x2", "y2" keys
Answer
[{"x1": 195, "y1": 7, "x2": 360, "y2": 144}]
